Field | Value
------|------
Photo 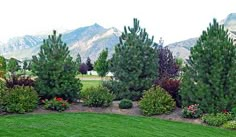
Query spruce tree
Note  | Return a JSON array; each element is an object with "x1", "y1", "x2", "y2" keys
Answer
[
  {"x1": 86, "y1": 57, "x2": 93, "y2": 71},
  {"x1": 94, "y1": 48, "x2": 109, "y2": 78},
  {"x1": 32, "y1": 30, "x2": 82, "y2": 101},
  {"x1": 180, "y1": 19, "x2": 236, "y2": 113},
  {"x1": 110, "y1": 18, "x2": 158, "y2": 100}
]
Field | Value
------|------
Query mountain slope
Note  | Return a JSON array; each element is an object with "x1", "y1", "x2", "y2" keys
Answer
[
  {"x1": 0, "y1": 24, "x2": 121, "y2": 62},
  {"x1": 167, "y1": 13, "x2": 236, "y2": 59}
]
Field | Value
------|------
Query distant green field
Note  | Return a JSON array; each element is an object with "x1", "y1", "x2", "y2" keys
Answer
[
  {"x1": 77, "y1": 74, "x2": 110, "y2": 80},
  {"x1": 81, "y1": 80, "x2": 101, "y2": 90}
]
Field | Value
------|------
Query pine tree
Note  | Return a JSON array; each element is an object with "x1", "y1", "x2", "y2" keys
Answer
[
  {"x1": 32, "y1": 30, "x2": 82, "y2": 101},
  {"x1": 110, "y1": 18, "x2": 158, "y2": 100},
  {"x1": 180, "y1": 19, "x2": 236, "y2": 113},
  {"x1": 0, "y1": 56, "x2": 6, "y2": 78},
  {"x1": 94, "y1": 48, "x2": 109, "y2": 78},
  {"x1": 86, "y1": 57, "x2": 93, "y2": 71}
]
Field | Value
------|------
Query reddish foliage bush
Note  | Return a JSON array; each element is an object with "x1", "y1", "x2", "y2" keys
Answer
[
  {"x1": 5, "y1": 75, "x2": 35, "y2": 88},
  {"x1": 160, "y1": 78, "x2": 181, "y2": 107}
]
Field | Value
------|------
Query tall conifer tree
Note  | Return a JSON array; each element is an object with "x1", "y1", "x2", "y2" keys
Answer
[
  {"x1": 180, "y1": 19, "x2": 236, "y2": 113},
  {"x1": 32, "y1": 30, "x2": 82, "y2": 101},
  {"x1": 110, "y1": 18, "x2": 158, "y2": 100}
]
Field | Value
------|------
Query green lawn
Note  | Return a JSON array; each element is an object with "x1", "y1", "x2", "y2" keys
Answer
[
  {"x1": 77, "y1": 74, "x2": 110, "y2": 79},
  {"x1": 0, "y1": 113, "x2": 235, "y2": 137},
  {"x1": 81, "y1": 80, "x2": 101, "y2": 90}
]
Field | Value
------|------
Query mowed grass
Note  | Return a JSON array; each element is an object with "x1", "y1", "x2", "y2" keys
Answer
[
  {"x1": 0, "y1": 113, "x2": 235, "y2": 137},
  {"x1": 77, "y1": 74, "x2": 110, "y2": 79},
  {"x1": 81, "y1": 80, "x2": 101, "y2": 90}
]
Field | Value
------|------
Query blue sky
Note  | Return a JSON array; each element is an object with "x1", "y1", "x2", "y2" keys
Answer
[{"x1": 0, "y1": 0, "x2": 235, "y2": 44}]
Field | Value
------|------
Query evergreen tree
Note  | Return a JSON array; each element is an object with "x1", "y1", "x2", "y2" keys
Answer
[
  {"x1": 110, "y1": 18, "x2": 158, "y2": 100},
  {"x1": 32, "y1": 30, "x2": 82, "y2": 101},
  {"x1": 0, "y1": 56, "x2": 6, "y2": 78},
  {"x1": 94, "y1": 48, "x2": 109, "y2": 78},
  {"x1": 76, "y1": 52, "x2": 81, "y2": 69},
  {"x1": 86, "y1": 57, "x2": 93, "y2": 71},
  {"x1": 7, "y1": 58, "x2": 20, "y2": 74},
  {"x1": 180, "y1": 19, "x2": 236, "y2": 113}
]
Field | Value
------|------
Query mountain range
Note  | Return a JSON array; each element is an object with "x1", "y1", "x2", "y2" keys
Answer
[
  {"x1": 166, "y1": 13, "x2": 236, "y2": 59},
  {"x1": 1, "y1": 13, "x2": 236, "y2": 61},
  {"x1": 0, "y1": 24, "x2": 121, "y2": 62}
]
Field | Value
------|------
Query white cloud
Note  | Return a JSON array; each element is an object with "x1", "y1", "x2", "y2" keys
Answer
[{"x1": 0, "y1": 0, "x2": 235, "y2": 44}]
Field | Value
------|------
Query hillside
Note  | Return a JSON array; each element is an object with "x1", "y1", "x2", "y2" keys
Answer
[{"x1": 0, "y1": 24, "x2": 121, "y2": 62}]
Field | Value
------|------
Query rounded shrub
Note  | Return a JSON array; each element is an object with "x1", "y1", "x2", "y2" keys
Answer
[
  {"x1": 2, "y1": 86, "x2": 38, "y2": 113},
  {"x1": 139, "y1": 86, "x2": 176, "y2": 116},
  {"x1": 81, "y1": 86, "x2": 114, "y2": 107},
  {"x1": 222, "y1": 120, "x2": 236, "y2": 130},
  {"x1": 43, "y1": 97, "x2": 70, "y2": 112},
  {"x1": 182, "y1": 104, "x2": 203, "y2": 118},
  {"x1": 201, "y1": 113, "x2": 233, "y2": 127},
  {"x1": 119, "y1": 99, "x2": 133, "y2": 109}
]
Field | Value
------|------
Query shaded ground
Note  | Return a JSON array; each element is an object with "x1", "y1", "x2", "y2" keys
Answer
[{"x1": 31, "y1": 101, "x2": 202, "y2": 125}]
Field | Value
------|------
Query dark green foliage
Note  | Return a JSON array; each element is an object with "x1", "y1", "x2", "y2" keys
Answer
[
  {"x1": 32, "y1": 30, "x2": 82, "y2": 101},
  {"x1": 102, "y1": 80, "x2": 139, "y2": 100},
  {"x1": 139, "y1": 86, "x2": 176, "y2": 116},
  {"x1": 2, "y1": 86, "x2": 38, "y2": 113},
  {"x1": 181, "y1": 104, "x2": 203, "y2": 118},
  {"x1": 202, "y1": 113, "x2": 233, "y2": 127},
  {"x1": 81, "y1": 86, "x2": 114, "y2": 107},
  {"x1": 7, "y1": 58, "x2": 20, "y2": 74},
  {"x1": 119, "y1": 99, "x2": 133, "y2": 109},
  {"x1": 94, "y1": 48, "x2": 109, "y2": 77},
  {"x1": 86, "y1": 57, "x2": 93, "y2": 71},
  {"x1": 231, "y1": 107, "x2": 236, "y2": 117},
  {"x1": 110, "y1": 18, "x2": 158, "y2": 100},
  {"x1": 0, "y1": 56, "x2": 6, "y2": 78},
  {"x1": 43, "y1": 97, "x2": 70, "y2": 112},
  {"x1": 180, "y1": 19, "x2": 236, "y2": 113},
  {"x1": 79, "y1": 63, "x2": 88, "y2": 75}
]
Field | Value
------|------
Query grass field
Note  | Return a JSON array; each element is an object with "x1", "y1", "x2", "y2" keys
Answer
[
  {"x1": 0, "y1": 113, "x2": 235, "y2": 137},
  {"x1": 77, "y1": 74, "x2": 110, "y2": 79},
  {"x1": 81, "y1": 80, "x2": 101, "y2": 90}
]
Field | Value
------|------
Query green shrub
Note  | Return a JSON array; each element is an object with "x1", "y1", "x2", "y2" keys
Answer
[
  {"x1": 81, "y1": 86, "x2": 114, "y2": 107},
  {"x1": 0, "y1": 80, "x2": 7, "y2": 112},
  {"x1": 3, "y1": 86, "x2": 38, "y2": 113},
  {"x1": 182, "y1": 104, "x2": 203, "y2": 118},
  {"x1": 43, "y1": 97, "x2": 70, "y2": 112},
  {"x1": 139, "y1": 86, "x2": 176, "y2": 116},
  {"x1": 222, "y1": 120, "x2": 236, "y2": 130},
  {"x1": 119, "y1": 99, "x2": 133, "y2": 109},
  {"x1": 202, "y1": 113, "x2": 233, "y2": 127}
]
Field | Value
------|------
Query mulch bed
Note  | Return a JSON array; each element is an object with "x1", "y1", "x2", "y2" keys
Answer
[{"x1": 26, "y1": 101, "x2": 202, "y2": 125}]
